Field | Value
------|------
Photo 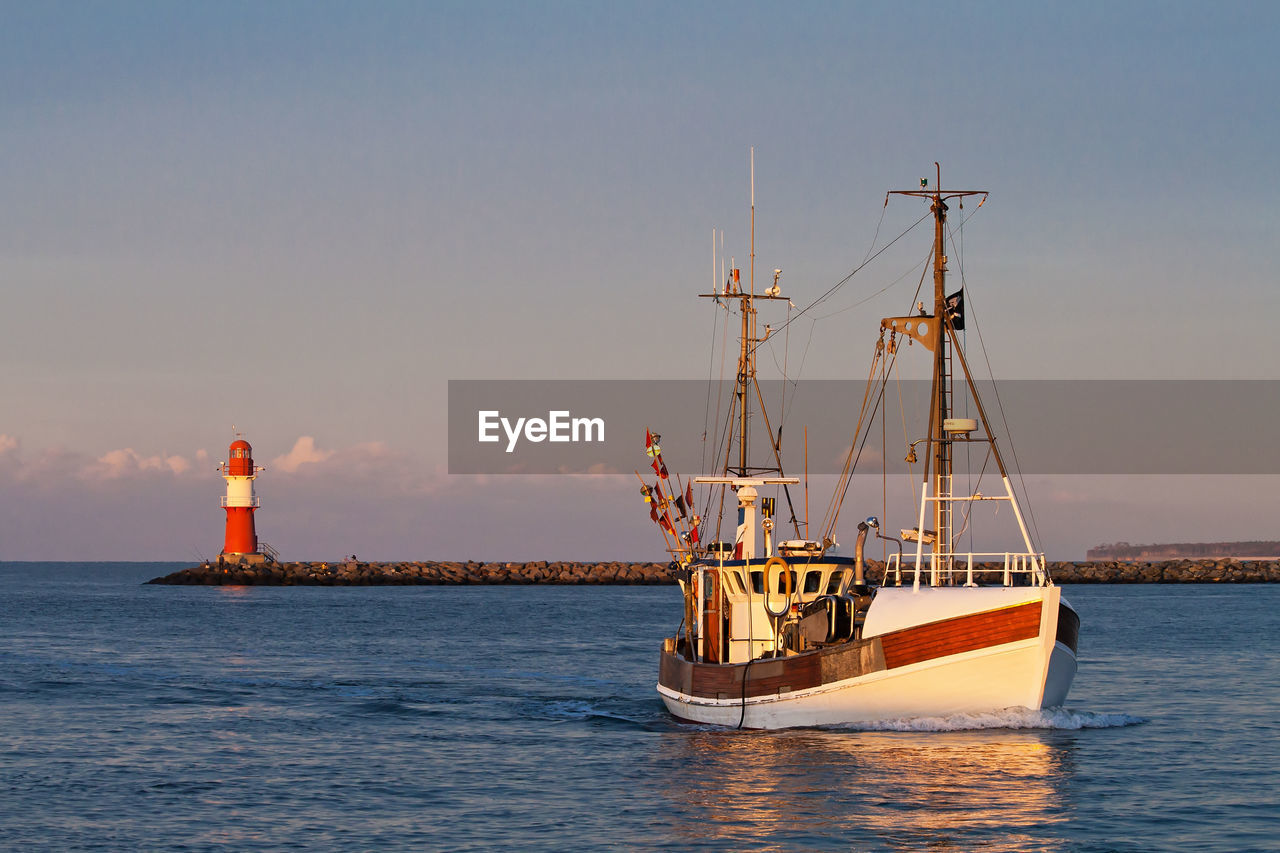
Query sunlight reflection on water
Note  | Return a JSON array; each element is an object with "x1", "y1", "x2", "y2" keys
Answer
[{"x1": 657, "y1": 728, "x2": 1076, "y2": 851}]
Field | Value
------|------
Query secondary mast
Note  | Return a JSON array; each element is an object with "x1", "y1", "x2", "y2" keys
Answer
[
  {"x1": 702, "y1": 148, "x2": 791, "y2": 478},
  {"x1": 696, "y1": 149, "x2": 796, "y2": 561}
]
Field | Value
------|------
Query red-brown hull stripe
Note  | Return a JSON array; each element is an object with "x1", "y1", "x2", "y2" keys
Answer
[{"x1": 879, "y1": 601, "x2": 1042, "y2": 669}]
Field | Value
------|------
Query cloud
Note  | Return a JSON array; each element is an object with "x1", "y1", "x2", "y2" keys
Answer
[
  {"x1": 0, "y1": 435, "x2": 203, "y2": 484},
  {"x1": 270, "y1": 436, "x2": 334, "y2": 472},
  {"x1": 83, "y1": 448, "x2": 192, "y2": 479},
  {"x1": 267, "y1": 437, "x2": 450, "y2": 495}
]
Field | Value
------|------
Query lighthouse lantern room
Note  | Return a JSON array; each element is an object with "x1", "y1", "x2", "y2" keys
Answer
[{"x1": 220, "y1": 436, "x2": 265, "y2": 561}]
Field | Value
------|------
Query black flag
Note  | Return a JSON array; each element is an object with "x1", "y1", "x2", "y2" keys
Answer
[{"x1": 946, "y1": 289, "x2": 964, "y2": 331}]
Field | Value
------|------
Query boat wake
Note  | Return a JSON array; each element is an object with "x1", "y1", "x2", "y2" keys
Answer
[
  {"x1": 541, "y1": 697, "x2": 678, "y2": 731},
  {"x1": 826, "y1": 706, "x2": 1145, "y2": 732}
]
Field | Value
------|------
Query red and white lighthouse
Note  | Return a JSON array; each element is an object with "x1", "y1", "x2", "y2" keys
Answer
[{"x1": 220, "y1": 437, "x2": 263, "y2": 558}]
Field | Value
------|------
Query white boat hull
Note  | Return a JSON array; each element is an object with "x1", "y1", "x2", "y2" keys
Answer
[{"x1": 658, "y1": 586, "x2": 1077, "y2": 729}]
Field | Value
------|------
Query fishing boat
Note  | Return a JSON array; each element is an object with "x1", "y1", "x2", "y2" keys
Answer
[{"x1": 647, "y1": 163, "x2": 1079, "y2": 728}]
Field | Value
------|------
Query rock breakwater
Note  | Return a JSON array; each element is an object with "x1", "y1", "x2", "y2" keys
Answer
[
  {"x1": 148, "y1": 560, "x2": 676, "y2": 586},
  {"x1": 147, "y1": 557, "x2": 1280, "y2": 586},
  {"x1": 1047, "y1": 559, "x2": 1280, "y2": 584}
]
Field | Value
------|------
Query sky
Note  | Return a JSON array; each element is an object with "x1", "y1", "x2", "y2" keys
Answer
[{"x1": 2, "y1": 1, "x2": 1278, "y2": 561}]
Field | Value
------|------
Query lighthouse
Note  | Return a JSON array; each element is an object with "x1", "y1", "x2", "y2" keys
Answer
[{"x1": 220, "y1": 436, "x2": 264, "y2": 561}]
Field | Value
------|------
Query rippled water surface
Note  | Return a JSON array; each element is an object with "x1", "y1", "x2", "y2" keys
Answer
[{"x1": 1, "y1": 563, "x2": 1276, "y2": 851}]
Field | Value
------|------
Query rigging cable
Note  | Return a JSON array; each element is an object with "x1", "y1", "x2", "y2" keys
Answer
[
  {"x1": 774, "y1": 216, "x2": 933, "y2": 451},
  {"x1": 812, "y1": 252, "x2": 930, "y2": 321},
  {"x1": 768, "y1": 206, "x2": 924, "y2": 438},
  {"x1": 825, "y1": 365, "x2": 891, "y2": 543},
  {"x1": 892, "y1": 347, "x2": 916, "y2": 510},
  {"x1": 950, "y1": 216, "x2": 976, "y2": 558},
  {"x1": 820, "y1": 336, "x2": 889, "y2": 540},
  {"x1": 744, "y1": 209, "x2": 932, "y2": 364},
  {"x1": 701, "y1": 292, "x2": 723, "y2": 475},
  {"x1": 960, "y1": 261, "x2": 1044, "y2": 551},
  {"x1": 703, "y1": 294, "x2": 735, "y2": 532}
]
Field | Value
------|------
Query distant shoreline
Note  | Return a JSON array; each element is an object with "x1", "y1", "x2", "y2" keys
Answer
[
  {"x1": 1088, "y1": 540, "x2": 1280, "y2": 561},
  {"x1": 147, "y1": 558, "x2": 1280, "y2": 586}
]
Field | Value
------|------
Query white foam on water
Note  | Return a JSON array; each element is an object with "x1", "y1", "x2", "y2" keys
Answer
[{"x1": 831, "y1": 706, "x2": 1145, "y2": 732}]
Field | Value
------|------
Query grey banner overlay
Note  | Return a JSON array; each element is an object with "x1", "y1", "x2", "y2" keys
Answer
[{"x1": 448, "y1": 380, "x2": 1280, "y2": 475}]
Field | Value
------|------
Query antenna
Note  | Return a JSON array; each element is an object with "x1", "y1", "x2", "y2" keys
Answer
[{"x1": 749, "y1": 147, "x2": 755, "y2": 297}]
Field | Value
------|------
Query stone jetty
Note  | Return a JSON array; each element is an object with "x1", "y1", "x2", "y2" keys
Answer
[
  {"x1": 147, "y1": 557, "x2": 1280, "y2": 586},
  {"x1": 148, "y1": 560, "x2": 676, "y2": 586}
]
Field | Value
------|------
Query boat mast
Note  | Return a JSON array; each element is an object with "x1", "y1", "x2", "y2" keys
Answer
[
  {"x1": 887, "y1": 164, "x2": 987, "y2": 572},
  {"x1": 929, "y1": 163, "x2": 951, "y2": 570}
]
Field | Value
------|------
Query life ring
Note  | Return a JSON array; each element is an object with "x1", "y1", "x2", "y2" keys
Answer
[{"x1": 762, "y1": 555, "x2": 793, "y2": 618}]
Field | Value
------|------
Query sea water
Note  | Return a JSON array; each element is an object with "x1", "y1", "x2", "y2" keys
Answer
[{"x1": 0, "y1": 563, "x2": 1275, "y2": 852}]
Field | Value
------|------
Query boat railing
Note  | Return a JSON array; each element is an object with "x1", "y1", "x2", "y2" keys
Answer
[{"x1": 884, "y1": 551, "x2": 1047, "y2": 588}]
